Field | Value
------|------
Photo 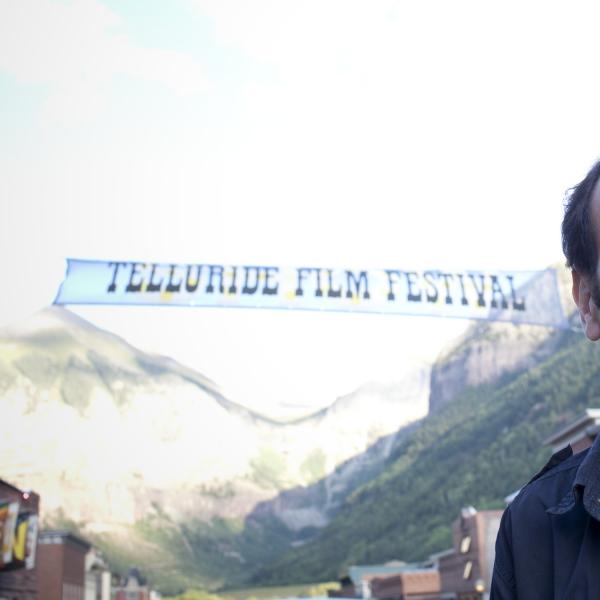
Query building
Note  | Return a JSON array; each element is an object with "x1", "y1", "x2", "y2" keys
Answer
[
  {"x1": 544, "y1": 408, "x2": 600, "y2": 454},
  {"x1": 0, "y1": 479, "x2": 150, "y2": 600},
  {"x1": 340, "y1": 562, "x2": 441, "y2": 600},
  {"x1": 37, "y1": 530, "x2": 92, "y2": 600},
  {"x1": 437, "y1": 507, "x2": 502, "y2": 600},
  {"x1": 0, "y1": 478, "x2": 40, "y2": 600},
  {"x1": 348, "y1": 563, "x2": 413, "y2": 599},
  {"x1": 113, "y1": 567, "x2": 153, "y2": 600},
  {"x1": 370, "y1": 569, "x2": 440, "y2": 600},
  {"x1": 84, "y1": 548, "x2": 112, "y2": 600}
]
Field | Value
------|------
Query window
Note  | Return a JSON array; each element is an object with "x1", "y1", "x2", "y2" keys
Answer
[
  {"x1": 460, "y1": 535, "x2": 471, "y2": 554},
  {"x1": 463, "y1": 560, "x2": 473, "y2": 580}
]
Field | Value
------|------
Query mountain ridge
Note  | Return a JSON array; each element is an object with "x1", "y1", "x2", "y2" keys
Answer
[{"x1": 0, "y1": 306, "x2": 430, "y2": 592}]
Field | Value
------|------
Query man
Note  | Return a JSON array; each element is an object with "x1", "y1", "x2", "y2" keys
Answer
[{"x1": 490, "y1": 159, "x2": 600, "y2": 599}]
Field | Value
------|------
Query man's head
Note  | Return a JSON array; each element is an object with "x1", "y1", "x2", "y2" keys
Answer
[{"x1": 562, "y1": 159, "x2": 600, "y2": 340}]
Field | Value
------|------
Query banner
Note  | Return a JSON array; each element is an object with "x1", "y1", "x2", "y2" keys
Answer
[
  {"x1": 0, "y1": 501, "x2": 19, "y2": 567},
  {"x1": 54, "y1": 259, "x2": 569, "y2": 328},
  {"x1": 0, "y1": 508, "x2": 39, "y2": 571}
]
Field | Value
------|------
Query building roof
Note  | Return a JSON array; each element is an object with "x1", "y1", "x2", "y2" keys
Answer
[
  {"x1": 348, "y1": 563, "x2": 416, "y2": 587},
  {"x1": 544, "y1": 408, "x2": 600, "y2": 449},
  {"x1": 428, "y1": 548, "x2": 455, "y2": 561},
  {"x1": 39, "y1": 530, "x2": 92, "y2": 551},
  {"x1": 0, "y1": 478, "x2": 31, "y2": 495},
  {"x1": 0, "y1": 478, "x2": 23, "y2": 494}
]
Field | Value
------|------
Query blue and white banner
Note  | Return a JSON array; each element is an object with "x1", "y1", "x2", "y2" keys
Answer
[{"x1": 54, "y1": 259, "x2": 569, "y2": 328}]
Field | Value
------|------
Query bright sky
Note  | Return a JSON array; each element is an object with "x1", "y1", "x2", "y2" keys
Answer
[{"x1": 1, "y1": 0, "x2": 599, "y2": 416}]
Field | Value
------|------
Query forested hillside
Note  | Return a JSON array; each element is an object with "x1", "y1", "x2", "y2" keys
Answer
[{"x1": 251, "y1": 327, "x2": 596, "y2": 584}]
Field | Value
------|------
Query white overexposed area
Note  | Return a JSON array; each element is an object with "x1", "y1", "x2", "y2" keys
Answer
[{"x1": 1, "y1": 0, "x2": 599, "y2": 417}]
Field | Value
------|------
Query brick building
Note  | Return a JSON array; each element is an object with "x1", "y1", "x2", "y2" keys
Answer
[
  {"x1": 37, "y1": 531, "x2": 91, "y2": 600},
  {"x1": 370, "y1": 569, "x2": 440, "y2": 600},
  {"x1": 332, "y1": 562, "x2": 442, "y2": 600},
  {"x1": 437, "y1": 507, "x2": 502, "y2": 600},
  {"x1": 348, "y1": 563, "x2": 413, "y2": 599}
]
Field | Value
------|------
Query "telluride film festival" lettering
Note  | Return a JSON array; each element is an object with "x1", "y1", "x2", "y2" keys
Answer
[{"x1": 104, "y1": 262, "x2": 526, "y2": 310}]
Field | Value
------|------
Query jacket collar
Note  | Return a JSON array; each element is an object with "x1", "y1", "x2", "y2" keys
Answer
[{"x1": 548, "y1": 435, "x2": 600, "y2": 520}]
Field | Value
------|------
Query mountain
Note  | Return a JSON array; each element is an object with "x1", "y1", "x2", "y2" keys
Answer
[
  {"x1": 251, "y1": 320, "x2": 587, "y2": 585},
  {"x1": 1, "y1": 265, "x2": 578, "y2": 593},
  {"x1": 429, "y1": 320, "x2": 566, "y2": 413},
  {"x1": 0, "y1": 306, "x2": 429, "y2": 592}
]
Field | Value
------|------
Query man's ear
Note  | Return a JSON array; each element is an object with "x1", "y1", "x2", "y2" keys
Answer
[{"x1": 572, "y1": 269, "x2": 600, "y2": 341}]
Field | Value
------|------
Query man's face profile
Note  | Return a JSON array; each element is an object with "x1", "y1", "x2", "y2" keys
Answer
[{"x1": 573, "y1": 177, "x2": 600, "y2": 341}]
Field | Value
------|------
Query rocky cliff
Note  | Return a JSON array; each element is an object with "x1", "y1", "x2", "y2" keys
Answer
[{"x1": 429, "y1": 265, "x2": 576, "y2": 413}]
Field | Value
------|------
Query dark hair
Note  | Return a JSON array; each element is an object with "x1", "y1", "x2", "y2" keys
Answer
[{"x1": 562, "y1": 159, "x2": 600, "y2": 276}]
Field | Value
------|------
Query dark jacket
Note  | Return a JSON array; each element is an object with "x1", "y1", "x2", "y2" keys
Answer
[{"x1": 491, "y1": 438, "x2": 600, "y2": 599}]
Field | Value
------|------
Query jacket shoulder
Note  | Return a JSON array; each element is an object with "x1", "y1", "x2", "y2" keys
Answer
[
  {"x1": 511, "y1": 446, "x2": 585, "y2": 515},
  {"x1": 528, "y1": 445, "x2": 576, "y2": 484}
]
